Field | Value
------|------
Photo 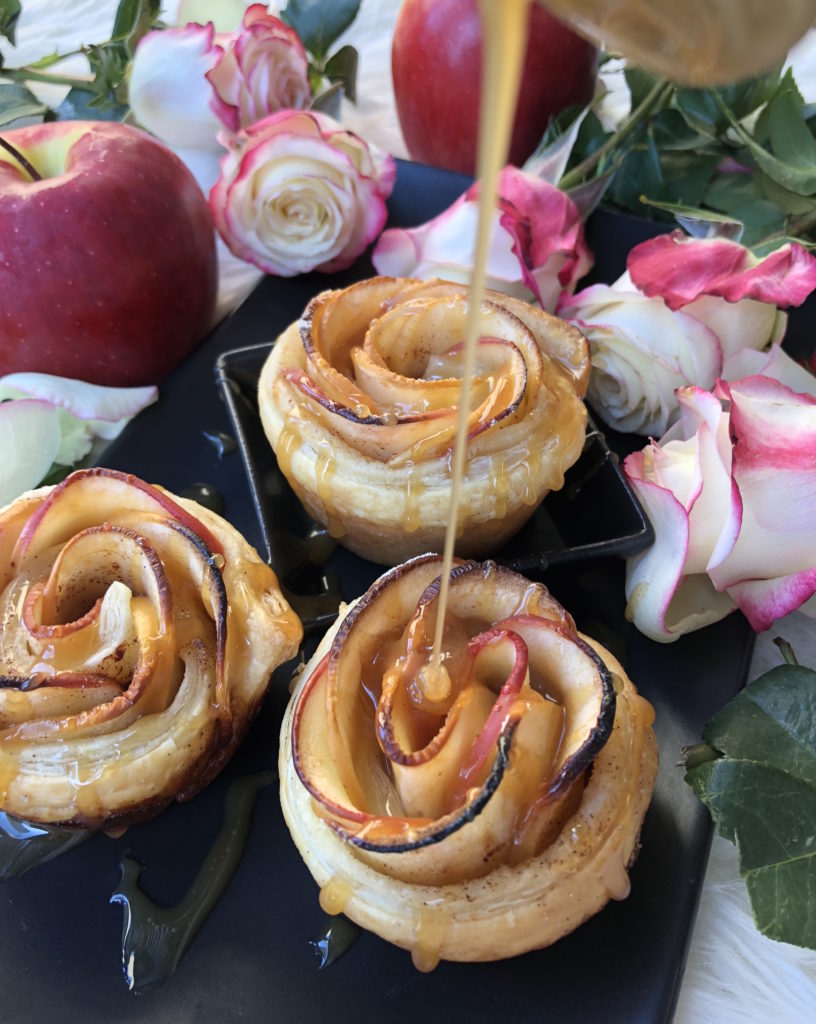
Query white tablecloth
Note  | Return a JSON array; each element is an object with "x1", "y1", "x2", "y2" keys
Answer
[{"x1": 3, "y1": 2, "x2": 816, "y2": 1020}]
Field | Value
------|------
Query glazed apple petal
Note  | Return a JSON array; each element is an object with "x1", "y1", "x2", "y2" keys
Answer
[
  {"x1": 281, "y1": 557, "x2": 658, "y2": 957},
  {"x1": 292, "y1": 557, "x2": 615, "y2": 877},
  {"x1": 626, "y1": 231, "x2": 816, "y2": 310},
  {"x1": 0, "y1": 468, "x2": 301, "y2": 825},
  {"x1": 0, "y1": 399, "x2": 60, "y2": 508},
  {"x1": 709, "y1": 377, "x2": 816, "y2": 592}
]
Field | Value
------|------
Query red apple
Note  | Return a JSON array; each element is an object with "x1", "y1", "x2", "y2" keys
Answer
[
  {"x1": 0, "y1": 120, "x2": 217, "y2": 386},
  {"x1": 391, "y1": 0, "x2": 598, "y2": 175}
]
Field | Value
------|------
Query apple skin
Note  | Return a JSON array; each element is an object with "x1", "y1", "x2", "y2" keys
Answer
[
  {"x1": 0, "y1": 120, "x2": 217, "y2": 386},
  {"x1": 392, "y1": 0, "x2": 598, "y2": 176}
]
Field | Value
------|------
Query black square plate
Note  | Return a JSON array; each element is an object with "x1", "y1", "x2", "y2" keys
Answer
[
  {"x1": 1, "y1": 161, "x2": 769, "y2": 1024},
  {"x1": 215, "y1": 339, "x2": 653, "y2": 634}
]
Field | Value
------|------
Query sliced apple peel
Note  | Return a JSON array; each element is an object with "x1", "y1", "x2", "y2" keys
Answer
[
  {"x1": 0, "y1": 467, "x2": 302, "y2": 826},
  {"x1": 259, "y1": 276, "x2": 589, "y2": 564},
  {"x1": 281, "y1": 556, "x2": 657, "y2": 963}
]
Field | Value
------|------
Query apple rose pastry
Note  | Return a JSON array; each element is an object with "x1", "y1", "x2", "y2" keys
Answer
[
  {"x1": 0, "y1": 468, "x2": 302, "y2": 827},
  {"x1": 258, "y1": 277, "x2": 589, "y2": 564},
  {"x1": 280, "y1": 555, "x2": 657, "y2": 966}
]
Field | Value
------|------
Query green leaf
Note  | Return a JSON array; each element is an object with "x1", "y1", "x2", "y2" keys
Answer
[
  {"x1": 323, "y1": 43, "x2": 357, "y2": 103},
  {"x1": 674, "y1": 87, "x2": 723, "y2": 137},
  {"x1": 309, "y1": 80, "x2": 342, "y2": 118},
  {"x1": 0, "y1": 0, "x2": 21, "y2": 46},
  {"x1": 686, "y1": 659, "x2": 816, "y2": 949},
  {"x1": 714, "y1": 92, "x2": 816, "y2": 197},
  {"x1": 704, "y1": 171, "x2": 765, "y2": 215},
  {"x1": 650, "y1": 108, "x2": 710, "y2": 151},
  {"x1": 56, "y1": 86, "x2": 128, "y2": 122},
  {"x1": 637, "y1": 196, "x2": 744, "y2": 241},
  {"x1": 111, "y1": 0, "x2": 160, "y2": 56},
  {"x1": 281, "y1": 0, "x2": 361, "y2": 63},
  {"x1": 768, "y1": 92, "x2": 816, "y2": 175},
  {"x1": 0, "y1": 82, "x2": 48, "y2": 128},
  {"x1": 730, "y1": 198, "x2": 787, "y2": 247},
  {"x1": 609, "y1": 131, "x2": 663, "y2": 214}
]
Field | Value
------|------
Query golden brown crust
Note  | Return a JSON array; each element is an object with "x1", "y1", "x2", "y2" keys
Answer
[
  {"x1": 279, "y1": 557, "x2": 658, "y2": 964},
  {"x1": 0, "y1": 468, "x2": 302, "y2": 827},
  {"x1": 258, "y1": 277, "x2": 589, "y2": 565}
]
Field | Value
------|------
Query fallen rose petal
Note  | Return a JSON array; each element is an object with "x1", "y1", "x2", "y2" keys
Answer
[
  {"x1": 627, "y1": 231, "x2": 816, "y2": 311},
  {"x1": 0, "y1": 400, "x2": 61, "y2": 507},
  {"x1": 0, "y1": 373, "x2": 158, "y2": 424}
]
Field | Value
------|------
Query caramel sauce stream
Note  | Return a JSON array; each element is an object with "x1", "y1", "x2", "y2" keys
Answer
[{"x1": 426, "y1": 0, "x2": 532, "y2": 688}]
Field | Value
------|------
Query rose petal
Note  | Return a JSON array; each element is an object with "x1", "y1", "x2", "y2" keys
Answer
[
  {"x1": 372, "y1": 166, "x2": 591, "y2": 312},
  {"x1": 561, "y1": 284, "x2": 722, "y2": 435},
  {"x1": 0, "y1": 372, "x2": 157, "y2": 423},
  {"x1": 709, "y1": 377, "x2": 816, "y2": 600},
  {"x1": 722, "y1": 345, "x2": 816, "y2": 398},
  {"x1": 0, "y1": 400, "x2": 61, "y2": 507},
  {"x1": 680, "y1": 294, "x2": 782, "y2": 358},
  {"x1": 210, "y1": 112, "x2": 395, "y2": 277},
  {"x1": 627, "y1": 231, "x2": 816, "y2": 310},
  {"x1": 129, "y1": 24, "x2": 225, "y2": 149},
  {"x1": 623, "y1": 460, "x2": 736, "y2": 642}
]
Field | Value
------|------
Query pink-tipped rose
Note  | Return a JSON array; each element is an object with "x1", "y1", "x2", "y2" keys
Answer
[
  {"x1": 371, "y1": 166, "x2": 592, "y2": 312},
  {"x1": 624, "y1": 351, "x2": 816, "y2": 642},
  {"x1": 129, "y1": 5, "x2": 311, "y2": 151},
  {"x1": 210, "y1": 110, "x2": 397, "y2": 276},
  {"x1": 206, "y1": 4, "x2": 311, "y2": 131},
  {"x1": 560, "y1": 232, "x2": 816, "y2": 435}
]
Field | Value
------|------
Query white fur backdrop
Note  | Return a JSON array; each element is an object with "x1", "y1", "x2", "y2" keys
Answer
[{"x1": 2, "y1": 2, "x2": 816, "y2": 1020}]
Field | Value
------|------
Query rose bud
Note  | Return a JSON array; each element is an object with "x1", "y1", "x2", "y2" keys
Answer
[
  {"x1": 372, "y1": 165, "x2": 592, "y2": 312},
  {"x1": 210, "y1": 110, "x2": 396, "y2": 276}
]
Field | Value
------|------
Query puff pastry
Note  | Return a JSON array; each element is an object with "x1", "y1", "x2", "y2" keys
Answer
[
  {"x1": 280, "y1": 555, "x2": 658, "y2": 966},
  {"x1": 0, "y1": 467, "x2": 302, "y2": 827},
  {"x1": 259, "y1": 277, "x2": 589, "y2": 565}
]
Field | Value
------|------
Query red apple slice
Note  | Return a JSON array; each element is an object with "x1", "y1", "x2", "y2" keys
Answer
[{"x1": 12, "y1": 467, "x2": 224, "y2": 567}]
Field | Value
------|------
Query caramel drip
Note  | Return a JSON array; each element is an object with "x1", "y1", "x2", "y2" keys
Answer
[
  {"x1": 319, "y1": 875, "x2": 352, "y2": 916},
  {"x1": 410, "y1": 905, "x2": 450, "y2": 973},
  {"x1": 428, "y1": 0, "x2": 532, "y2": 681}
]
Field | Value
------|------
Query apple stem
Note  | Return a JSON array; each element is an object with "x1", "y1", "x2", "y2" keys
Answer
[{"x1": 0, "y1": 135, "x2": 42, "y2": 182}]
